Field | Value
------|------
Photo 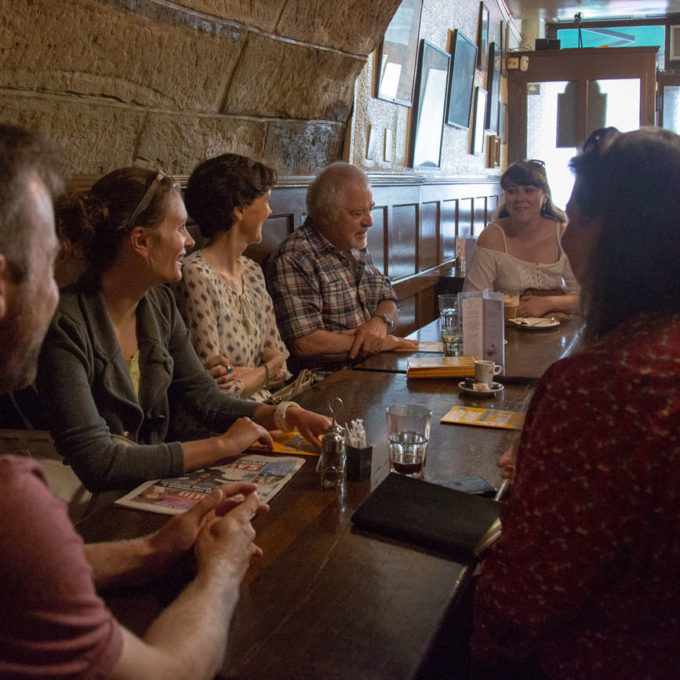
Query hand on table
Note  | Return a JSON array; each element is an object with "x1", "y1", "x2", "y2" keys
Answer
[
  {"x1": 517, "y1": 294, "x2": 554, "y2": 318},
  {"x1": 381, "y1": 336, "x2": 419, "y2": 352},
  {"x1": 145, "y1": 483, "x2": 266, "y2": 568},
  {"x1": 284, "y1": 407, "x2": 332, "y2": 453},
  {"x1": 216, "y1": 417, "x2": 274, "y2": 457},
  {"x1": 344, "y1": 317, "x2": 391, "y2": 359}
]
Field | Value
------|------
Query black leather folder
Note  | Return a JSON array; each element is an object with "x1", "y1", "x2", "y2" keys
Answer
[{"x1": 351, "y1": 473, "x2": 501, "y2": 560}]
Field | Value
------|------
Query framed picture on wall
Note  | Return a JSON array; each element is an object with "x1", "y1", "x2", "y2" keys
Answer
[
  {"x1": 485, "y1": 42, "x2": 501, "y2": 133},
  {"x1": 375, "y1": 0, "x2": 424, "y2": 106},
  {"x1": 409, "y1": 40, "x2": 450, "y2": 168},
  {"x1": 477, "y1": 2, "x2": 490, "y2": 70},
  {"x1": 499, "y1": 102, "x2": 508, "y2": 143},
  {"x1": 471, "y1": 87, "x2": 487, "y2": 155},
  {"x1": 446, "y1": 29, "x2": 477, "y2": 129}
]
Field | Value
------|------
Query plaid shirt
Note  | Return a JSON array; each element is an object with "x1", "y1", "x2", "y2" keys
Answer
[{"x1": 267, "y1": 218, "x2": 397, "y2": 348}]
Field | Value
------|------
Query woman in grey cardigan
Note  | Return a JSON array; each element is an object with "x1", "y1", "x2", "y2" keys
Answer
[{"x1": 37, "y1": 168, "x2": 330, "y2": 491}]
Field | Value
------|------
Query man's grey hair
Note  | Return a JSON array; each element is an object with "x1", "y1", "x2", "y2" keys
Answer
[
  {"x1": 0, "y1": 124, "x2": 64, "y2": 281},
  {"x1": 306, "y1": 162, "x2": 370, "y2": 224}
]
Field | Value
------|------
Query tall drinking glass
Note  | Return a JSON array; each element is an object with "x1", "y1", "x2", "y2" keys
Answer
[
  {"x1": 386, "y1": 405, "x2": 431, "y2": 479},
  {"x1": 438, "y1": 294, "x2": 462, "y2": 356}
]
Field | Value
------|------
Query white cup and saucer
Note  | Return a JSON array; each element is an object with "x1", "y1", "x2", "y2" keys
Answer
[{"x1": 458, "y1": 360, "x2": 504, "y2": 397}]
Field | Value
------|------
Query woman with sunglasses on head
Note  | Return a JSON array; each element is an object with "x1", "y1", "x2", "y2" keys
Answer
[
  {"x1": 464, "y1": 160, "x2": 580, "y2": 318},
  {"x1": 172, "y1": 154, "x2": 290, "y2": 409},
  {"x1": 36, "y1": 168, "x2": 330, "y2": 492},
  {"x1": 471, "y1": 128, "x2": 680, "y2": 678}
]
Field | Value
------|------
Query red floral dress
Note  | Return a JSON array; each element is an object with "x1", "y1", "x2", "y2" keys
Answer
[{"x1": 473, "y1": 312, "x2": 680, "y2": 679}]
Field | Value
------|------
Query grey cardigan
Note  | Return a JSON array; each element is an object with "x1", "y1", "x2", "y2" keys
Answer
[{"x1": 36, "y1": 284, "x2": 259, "y2": 491}]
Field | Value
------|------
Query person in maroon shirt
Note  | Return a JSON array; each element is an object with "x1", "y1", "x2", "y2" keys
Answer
[
  {"x1": 0, "y1": 127, "x2": 269, "y2": 679},
  {"x1": 472, "y1": 128, "x2": 680, "y2": 679}
]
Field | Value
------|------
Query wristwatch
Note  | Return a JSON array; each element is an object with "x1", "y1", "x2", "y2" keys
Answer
[{"x1": 374, "y1": 313, "x2": 395, "y2": 329}]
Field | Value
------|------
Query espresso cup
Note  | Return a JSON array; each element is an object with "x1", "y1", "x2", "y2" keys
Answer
[{"x1": 474, "y1": 359, "x2": 502, "y2": 385}]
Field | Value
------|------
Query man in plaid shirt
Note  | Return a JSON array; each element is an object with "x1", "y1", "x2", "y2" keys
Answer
[{"x1": 267, "y1": 163, "x2": 416, "y2": 371}]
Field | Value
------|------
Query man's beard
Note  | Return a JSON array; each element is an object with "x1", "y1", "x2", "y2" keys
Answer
[{"x1": 0, "y1": 294, "x2": 44, "y2": 395}]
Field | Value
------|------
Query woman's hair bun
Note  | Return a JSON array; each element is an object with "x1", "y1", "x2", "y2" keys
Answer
[{"x1": 55, "y1": 189, "x2": 109, "y2": 247}]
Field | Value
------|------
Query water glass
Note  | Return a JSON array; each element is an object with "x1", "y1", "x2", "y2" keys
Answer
[
  {"x1": 386, "y1": 405, "x2": 431, "y2": 479},
  {"x1": 438, "y1": 294, "x2": 462, "y2": 356}
]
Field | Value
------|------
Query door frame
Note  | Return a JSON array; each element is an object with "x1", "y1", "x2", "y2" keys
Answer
[{"x1": 507, "y1": 46, "x2": 657, "y2": 162}]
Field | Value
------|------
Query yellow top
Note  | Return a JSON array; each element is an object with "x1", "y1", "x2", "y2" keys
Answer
[{"x1": 125, "y1": 351, "x2": 141, "y2": 397}]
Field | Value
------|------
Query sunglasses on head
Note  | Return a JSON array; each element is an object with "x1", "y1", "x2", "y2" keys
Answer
[
  {"x1": 582, "y1": 127, "x2": 620, "y2": 155},
  {"x1": 126, "y1": 170, "x2": 177, "y2": 230}
]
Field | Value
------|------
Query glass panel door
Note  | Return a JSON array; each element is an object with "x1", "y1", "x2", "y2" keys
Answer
[{"x1": 526, "y1": 80, "x2": 576, "y2": 210}]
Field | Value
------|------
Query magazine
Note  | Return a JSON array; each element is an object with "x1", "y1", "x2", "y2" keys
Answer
[
  {"x1": 247, "y1": 429, "x2": 320, "y2": 456},
  {"x1": 115, "y1": 454, "x2": 305, "y2": 515},
  {"x1": 441, "y1": 405, "x2": 525, "y2": 431}
]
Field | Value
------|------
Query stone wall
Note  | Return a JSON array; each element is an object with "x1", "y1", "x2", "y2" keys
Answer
[{"x1": 0, "y1": 0, "x2": 401, "y2": 175}]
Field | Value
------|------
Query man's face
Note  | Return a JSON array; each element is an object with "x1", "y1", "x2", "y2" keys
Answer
[
  {"x1": 319, "y1": 180, "x2": 374, "y2": 253},
  {"x1": 0, "y1": 174, "x2": 59, "y2": 391}
]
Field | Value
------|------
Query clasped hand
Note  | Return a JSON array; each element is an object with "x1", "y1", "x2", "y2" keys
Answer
[
  {"x1": 342, "y1": 318, "x2": 418, "y2": 359},
  {"x1": 146, "y1": 483, "x2": 269, "y2": 576}
]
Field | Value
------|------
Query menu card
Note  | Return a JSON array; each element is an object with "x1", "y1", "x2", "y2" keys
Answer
[
  {"x1": 458, "y1": 291, "x2": 505, "y2": 365},
  {"x1": 441, "y1": 405, "x2": 525, "y2": 430}
]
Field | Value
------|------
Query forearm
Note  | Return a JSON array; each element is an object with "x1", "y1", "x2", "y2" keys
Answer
[
  {"x1": 111, "y1": 571, "x2": 241, "y2": 680},
  {"x1": 233, "y1": 365, "x2": 268, "y2": 397},
  {"x1": 374, "y1": 300, "x2": 397, "y2": 324},
  {"x1": 549, "y1": 294, "x2": 580, "y2": 313},
  {"x1": 145, "y1": 568, "x2": 239, "y2": 673},
  {"x1": 182, "y1": 436, "x2": 240, "y2": 470},
  {"x1": 86, "y1": 536, "x2": 163, "y2": 589},
  {"x1": 292, "y1": 329, "x2": 354, "y2": 359}
]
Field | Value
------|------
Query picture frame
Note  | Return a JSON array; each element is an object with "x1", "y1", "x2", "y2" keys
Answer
[
  {"x1": 375, "y1": 0, "x2": 424, "y2": 106},
  {"x1": 487, "y1": 134, "x2": 500, "y2": 168},
  {"x1": 477, "y1": 2, "x2": 490, "y2": 70},
  {"x1": 446, "y1": 29, "x2": 478, "y2": 129},
  {"x1": 498, "y1": 102, "x2": 508, "y2": 143},
  {"x1": 409, "y1": 40, "x2": 450, "y2": 167},
  {"x1": 471, "y1": 87, "x2": 487, "y2": 155},
  {"x1": 485, "y1": 42, "x2": 501, "y2": 134}
]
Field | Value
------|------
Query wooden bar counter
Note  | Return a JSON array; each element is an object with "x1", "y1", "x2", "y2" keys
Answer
[
  {"x1": 77, "y1": 371, "x2": 534, "y2": 680},
  {"x1": 354, "y1": 315, "x2": 584, "y2": 383}
]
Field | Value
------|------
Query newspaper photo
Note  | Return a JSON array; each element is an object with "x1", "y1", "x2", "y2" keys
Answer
[{"x1": 115, "y1": 454, "x2": 305, "y2": 515}]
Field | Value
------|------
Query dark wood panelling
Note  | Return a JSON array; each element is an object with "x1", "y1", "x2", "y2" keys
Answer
[
  {"x1": 458, "y1": 198, "x2": 473, "y2": 237},
  {"x1": 441, "y1": 198, "x2": 457, "y2": 261},
  {"x1": 366, "y1": 206, "x2": 387, "y2": 273},
  {"x1": 419, "y1": 202, "x2": 438, "y2": 272},
  {"x1": 390, "y1": 203, "x2": 418, "y2": 279},
  {"x1": 487, "y1": 195, "x2": 498, "y2": 221},
  {"x1": 473, "y1": 197, "x2": 487, "y2": 236},
  {"x1": 244, "y1": 215, "x2": 291, "y2": 266}
]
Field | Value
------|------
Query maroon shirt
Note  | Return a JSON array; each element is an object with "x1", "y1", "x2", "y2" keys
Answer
[
  {"x1": 473, "y1": 312, "x2": 680, "y2": 679},
  {"x1": 0, "y1": 456, "x2": 123, "y2": 679}
]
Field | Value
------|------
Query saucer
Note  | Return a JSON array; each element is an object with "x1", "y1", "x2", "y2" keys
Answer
[
  {"x1": 507, "y1": 317, "x2": 560, "y2": 330},
  {"x1": 458, "y1": 381, "x2": 504, "y2": 397}
]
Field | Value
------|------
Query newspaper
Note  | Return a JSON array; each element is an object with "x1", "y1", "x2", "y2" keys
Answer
[{"x1": 115, "y1": 454, "x2": 305, "y2": 515}]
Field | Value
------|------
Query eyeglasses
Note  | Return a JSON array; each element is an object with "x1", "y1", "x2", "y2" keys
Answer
[
  {"x1": 126, "y1": 171, "x2": 176, "y2": 230},
  {"x1": 527, "y1": 159, "x2": 546, "y2": 167},
  {"x1": 582, "y1": 127, "x2": 620, "y2": 155}
]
